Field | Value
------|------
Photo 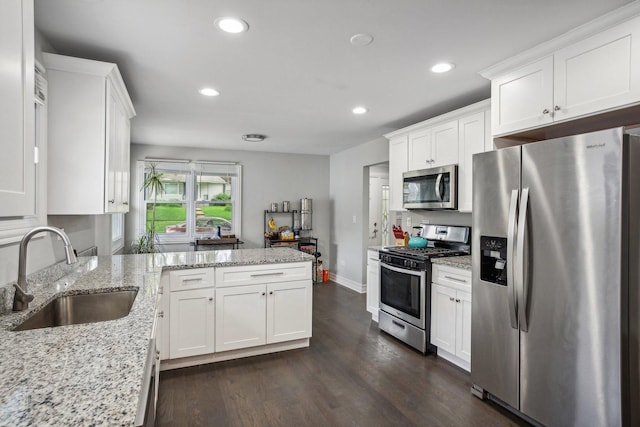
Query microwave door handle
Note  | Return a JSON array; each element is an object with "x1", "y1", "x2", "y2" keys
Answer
[
  {"x1": 435, "y1": 173, "x2": 443, "y2": 201},
  {"x1": 506, "y1": 189, "x2": 519, "y2": 329}
]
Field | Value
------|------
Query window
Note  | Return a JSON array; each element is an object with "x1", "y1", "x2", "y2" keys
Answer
[{"x1": 136, "y1": 160, "x2": 242, "y2": 243}]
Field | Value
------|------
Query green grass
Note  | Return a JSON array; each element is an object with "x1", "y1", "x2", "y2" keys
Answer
[{"x1": 146, "y1": 204, "x2": 232, "y2": 233}]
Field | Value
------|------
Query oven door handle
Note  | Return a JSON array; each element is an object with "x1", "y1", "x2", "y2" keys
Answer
[
  {"x1": 380, "y1": 261, "x2": 425, "y2": 277},
  {"x1": 435, "y1": 173, "x2": 443, "y2": 201}
]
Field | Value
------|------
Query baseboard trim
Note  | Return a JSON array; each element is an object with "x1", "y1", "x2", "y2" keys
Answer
[
  {"x1": 329, "y1": 272, "x2": 366, "y2": 293},
  {"x1": 160, "y1": 338, "x2": 310, "y2": 371}
]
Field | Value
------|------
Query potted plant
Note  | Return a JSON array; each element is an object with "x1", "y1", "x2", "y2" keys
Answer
[{"x1": 131, "y1": 163, "x2": 164, "y2": 253}]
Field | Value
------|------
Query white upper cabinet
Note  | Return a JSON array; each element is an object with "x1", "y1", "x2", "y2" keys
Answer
[
  {"x1": 431, "y1": 120, "x2": 459, "y2": 167},
  {"x1": 388, "y1": 135, "x2": 408, "y2": 211},
  {"x1": 458, "y1": 110, "x2": 488, "y2": 212},
  {"x1": 491, "y1": 57, "x2": 554, "y2": 136},
  {"x1": 553, "y1": 18, "x2": 640, "y2": 121},
  {"x1": 44, "y1": 53, "x2": 135, "y2": 215},
  {"x1": 484, "y1": 6, "x2": 640, "y2": 137},
  {"x1": 408, "y1": 129, "x2": 431, "y2": 171},
  {"x1": 0, "y1": 0, "x2": 35, "y2": 218}
]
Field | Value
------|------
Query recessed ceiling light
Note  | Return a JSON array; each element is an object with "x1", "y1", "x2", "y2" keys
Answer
[
  {"x1": 352, "y1": 106, "x2": 368, "y2": 115},
  {"x1": 350, "y1": 33, "x2": 374, "y2": 47},
  {"x1": 431, "y1": 62, "x2": 455, "y2": 73},
  {"x1": 215, "y1": 17, "x2": 249, "y2": 34},
  {"x1": 199, "y1": 87, "x2": 220, "y2": 97},
  {"x1": 242, "y1": 134, "x2": 266, "y2": 142}
]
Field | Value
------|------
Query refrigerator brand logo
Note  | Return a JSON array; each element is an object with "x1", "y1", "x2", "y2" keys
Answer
[{"x1": 586, "y1": 143, "x2": 606, "y2": 149}]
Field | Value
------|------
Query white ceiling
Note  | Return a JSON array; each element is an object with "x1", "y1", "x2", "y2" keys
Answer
[{"x1": 34, "y1": 0, "x2": 632, "y2": 155}]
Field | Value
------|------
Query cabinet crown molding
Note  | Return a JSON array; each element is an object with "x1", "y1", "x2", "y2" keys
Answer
[
  {"x1": 42, "y1": 52, "x2": 136, "y2": 118},
  {"x1": 384, "y1": 99, "x2": 490, "y2": 139},
  {"x1": 480, "y1": 1, "x2": 640, "y2": 80}
]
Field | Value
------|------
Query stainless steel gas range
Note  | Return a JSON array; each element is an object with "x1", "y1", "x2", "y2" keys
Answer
[{"x1": 378, "y1": 224, "x2": 470, "y2": 354}]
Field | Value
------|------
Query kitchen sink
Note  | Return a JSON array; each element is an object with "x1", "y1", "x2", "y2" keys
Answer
[{"x1": 13, "y1": 289, "x2": 138, "y2": 331}]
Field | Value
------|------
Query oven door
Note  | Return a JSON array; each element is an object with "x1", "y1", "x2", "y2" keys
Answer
[
  {"x1": 403, "y1": 165, "x2": 457, "y2": 210},
  {"x1": 379, "y1": 262, "x2": 426, "y2": 329}
]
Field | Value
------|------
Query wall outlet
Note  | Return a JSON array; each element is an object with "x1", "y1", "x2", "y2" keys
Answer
[
  {"x1": 56, "y1": 227, "x2": 65, "y2": 240},
  {"x1": 406, "y1": 217, "x2": 412, "y2": 227},
  {"x1": 352, "y1": 215, "x2": 357, "y2": 224}
]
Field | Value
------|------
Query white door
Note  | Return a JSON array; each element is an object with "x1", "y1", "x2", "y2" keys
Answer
[
  {"x1": 0, "y1": 0, "x2": 35, "y2": 217},
  {"x1": 457, "y1": 111, "x2": 486, "y2": 212},
  {"x1": 431, "y1": 284, "x2": 457, "y2": 354},
  {"x1": 554, "y1": 16, "x2": 640, "y2": 122},
  {"x1": 215, "y1": 284, "x2": 266, "y2": 351},
  {"x1": 169, "y1": 288, "x2": 215, "y2": 359},
  {"x1": 491, "y1": 56, "x2": 554, "y2": 136},
  {"x1": 455, "y1": 290, "x2": 472, "y2": 363},
  {"x1": 388, "y1": 135, "x2": 408, "y2": 211},
  {"x1": 408, "y1": 129, "x2": 432, "y2": 171},
  {"x1": 266, "y1": 280, "x2": 312, "y2": 344},
  {"x1": 431, "y1": 120, "x2": 459, "y2": 167}
]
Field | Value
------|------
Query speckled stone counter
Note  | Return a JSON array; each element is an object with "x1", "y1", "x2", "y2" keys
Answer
[
  {"x1": 368, "y1": 246, "x2": 383, "y2": 252},
  {"x1": 431, "y1": 255, "x2": 472, "y2": 270},
  {"x1": 0, "y1": 247, "x2": 313, "y2": 427}
]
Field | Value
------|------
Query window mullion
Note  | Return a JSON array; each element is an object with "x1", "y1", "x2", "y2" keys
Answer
[{"x1": 186, "y1": 167, "x2": 195, "y2": 240}]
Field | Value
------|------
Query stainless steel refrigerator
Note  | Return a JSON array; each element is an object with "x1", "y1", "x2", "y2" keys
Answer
[{"x1": 471, "y1": 127, "x2": 640, "y2": 426}]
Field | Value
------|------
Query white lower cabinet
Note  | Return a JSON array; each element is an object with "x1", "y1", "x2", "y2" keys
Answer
[
  {"x1": 169, "y1": 288, "x2": 215, "y2": 359},
  {"x1": 215, "y1": 284, "x2": 267, "y2": 352},
  {"x1": 430, "y1": 264, "x2": 472, "y2": 371},
  {"x1": 216, "y1": 280, "x2": 312, "y2": 352},
  {"x1": 366, "y1": 250, "x2": 380, "y2": 321}
]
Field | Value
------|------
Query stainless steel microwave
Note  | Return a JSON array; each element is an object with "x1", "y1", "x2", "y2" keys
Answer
[{"x1": 403, "y1": 164, "x2": 457, "y2": 210}]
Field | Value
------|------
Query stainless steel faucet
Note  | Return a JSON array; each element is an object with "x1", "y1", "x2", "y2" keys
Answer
[{"x1": 13, "y1": 226, "x2": 78, "y2": 311}]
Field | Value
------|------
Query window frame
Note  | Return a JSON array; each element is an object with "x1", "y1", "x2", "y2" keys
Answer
[{"x1": 136, "y1": 160, "x2": 242, "y2": 244}]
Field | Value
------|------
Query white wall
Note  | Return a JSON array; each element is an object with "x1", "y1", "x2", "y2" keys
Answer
[
  {"x1": 329, "y1": 137, "x2": 388, "y2": 287},
  {"x1": 127, "y1": 143, "x2": 330, "y2": 265}
]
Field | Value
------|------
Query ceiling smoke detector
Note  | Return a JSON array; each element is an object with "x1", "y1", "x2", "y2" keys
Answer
[{"x1": 242, "y1": 134, "x2": 266, "y2": 142}]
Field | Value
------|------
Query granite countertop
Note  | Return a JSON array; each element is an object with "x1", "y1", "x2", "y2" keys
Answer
[
  {"x1": 0, "y1": 247, "x2": 313, "y2": 426},
  {"x1": 368, "y1": 246, "x2": 384, "y2": 252},
  {"x1": 431, "y1": 255, "x2": 472, "y2": 270}
]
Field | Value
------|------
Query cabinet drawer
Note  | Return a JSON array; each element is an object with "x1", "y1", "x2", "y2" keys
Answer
[
  {"x1": 216, "y1": 262, "x2": 312, "y2": 288},
  {"x1": 169, "y1": 268, "x2": 214, "y2": 291},
  {"x1": 432, "y1": 264, "x2": 471, "y2": 292}
]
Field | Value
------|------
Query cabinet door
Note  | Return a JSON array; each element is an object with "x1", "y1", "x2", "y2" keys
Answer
[
  {"x1": 431, "y1": 284, "x2": 457, "y2": 354},
  {"x1": 366, "y1": 259, "x2": 379, "y2": 317},
  {"x1": 554, "y1": 16, "x2": 640, "y2": 122},
  {"x1": 407, "y1": 129, "x2": 432, "y2": 171},
  {"x1": 120, "y1": 115, "x2": 130, "y2": 212},
  {"x1": 491, "y1": 56, "x2": 554, "y2": 136},
  {"x1": 388, "y1": 135, "x2": 408, "y2": 211},
  {"x1": 0, "y1": 0, "x2": 35, "y2": 217},
  {"x1": 266, "y1": 280, "x2": 312, "y2": 344},
  {"x1": 457, "y1": 111, "x2": 486, "y2": 212},
  {"x1": 455, "y1": 290, "x2": 472, "y2": 363},
  {"x1": 169, "y1": 288, "x2": 215, "y2": 359},
  {"x1": 431, "y1": 120, "x2": 459, "y2": 167},
  {"x1": 105, "y1": 86, "x2": 119, "y2": 213},
  {"x1": 215, "y1": 284, "x2": 266, "y2": 351}
]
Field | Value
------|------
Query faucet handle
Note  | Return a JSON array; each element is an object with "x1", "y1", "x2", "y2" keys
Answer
[{"x1": 13, "y1": 283, "x2": 34, "y2": 311}]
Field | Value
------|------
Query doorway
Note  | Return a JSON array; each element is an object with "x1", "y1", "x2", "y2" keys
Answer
[{"x1": 368, "y1": 163, "x2": 389, "y2": 247}]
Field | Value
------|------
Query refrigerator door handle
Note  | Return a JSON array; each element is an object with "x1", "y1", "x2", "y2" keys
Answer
[
  {"x1": 506, "y1": 189, "x2": 519, "y2": 329},
  {"x1": 435, "y1": 173, "x2": 443, "y2": 201},
  {"x1": 517, "y1": 187, "x2": 530, "y2": 332}
]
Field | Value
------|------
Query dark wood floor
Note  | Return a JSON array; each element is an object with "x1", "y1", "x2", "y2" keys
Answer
[{"x1": 157, "y1": 282, "x2": 528, "y2": 427}]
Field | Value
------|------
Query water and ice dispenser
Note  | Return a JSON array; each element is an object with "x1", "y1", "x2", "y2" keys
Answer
[{"x1": 480, "y1": 236, "x2": 507, "y2": 285}]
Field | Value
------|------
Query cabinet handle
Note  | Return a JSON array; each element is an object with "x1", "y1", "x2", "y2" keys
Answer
[
  {"x1": 542, "y1": 109, "x2": 550, "y2": 115},
  {"x1": 108, "y1": 199, "x2": 115, "y2": 204},
  {"x1": 158, "y1": 287, "x2": 163, "y2": 295},
  {"x1": 158, "y1": 311, "x2": 164, "y2": 318},
  {"x1": 123, "y1": 202, "x2": 129, "y2": 205},
  {"x1": 250, "y1": 272, "x2": 285, "y2": 277},
  {"x1": 455, "y1": 299, "x2": 461, "y2": 303},
  {"x1": 554, "y1": 105, "x2": 561, "y2": 111},
  {"x1": 208, "y1": 297, "x2": 213, "y2": 301},
  {"x1": 269, "y1": 291, "x2": 273, "y2": 295},
  {"x1": 261, "y1": 292, "x2": 266, "y2": 296},
  {"x1": 449, "y1": 297, "x2": 455, "y2": 301},
  {"x1": 182, "y1": 278, "x2": 203, "y2": 283},
  {"x1": 444, "y1": 275, "x2": 468, "y2": 284}
]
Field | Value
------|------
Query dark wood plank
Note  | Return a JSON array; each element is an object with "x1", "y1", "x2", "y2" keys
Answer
[{"x1": 157, "y1": 282, "x2": 529, "y2": 427}]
